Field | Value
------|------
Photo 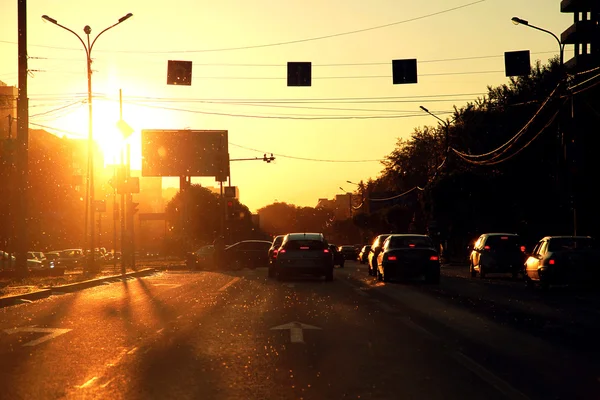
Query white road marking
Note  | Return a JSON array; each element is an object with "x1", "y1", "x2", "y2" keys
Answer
[
  {"x1": 77, "y1": 377, "x2": 98, "y2": 389},
  {"x1": 452, "y1": 351, "x2": 531, "y2": 400},
  {"x1": 4, "y1": 327, "x2": 72, "y2": 347},
  {"x1": 16, "y1": 299, "x2": 33, "y2": 304},
  {"x1": 100, "y1": 378, "x2": 115, "y2": 388},
  {"x1": 270, "y1": 321, "x2": 322, "y2": 344},
  {"x1": 156, "y1": 328, "x2": 164, "y2": 334},
  {"x1": 218, "y1": 277, "x2": 240, "y2": 292},
  {"x1": 127, "y1": 347, "x2": 138, "y2": 355}
]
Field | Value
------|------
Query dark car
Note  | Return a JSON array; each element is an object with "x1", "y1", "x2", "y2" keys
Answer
[
  {"x1": 469, "y1": 233, "x2": 527, "y2": 279},
  {"x1": 329, "y1": 244, "x2": 345, "y2": 268},
  {"x1": 358, "y1": 245, "x2": 371, "y2": 264},
  {"x1": 188, "y1": 245, "x2": 215, "y2": 269},
  {"x1": 268, "y1": 235, "x2": 285, "y2": 265},
  {"x1": 271, "y1": 233, "x2": 334, "y2": 281},
  {"x1": 524, "y1": 236, "x2": 600, "y2": 289},
  {"x1": 338, "y1": 245, "x2": 357, "y2": 261},
  {"x1": 224, "y1": 240, "x2": 272, "y2": 270},
  {"x1": 368, "y1": 234, "x2": 391, "y2": 276},
  {"x1": 376, "y1": 234, "x2": 440, "y2": 283}
]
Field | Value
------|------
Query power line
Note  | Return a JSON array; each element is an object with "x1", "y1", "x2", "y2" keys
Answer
[
  {"x1": 4, "y1": 1, "x2": 487, "y2": 55},
  {"x1": 228, "y1": 142, "x2": 383, "y2": 163},
  {"x1": 21, "y1": 50, "x2": 558, "y2": 66}
]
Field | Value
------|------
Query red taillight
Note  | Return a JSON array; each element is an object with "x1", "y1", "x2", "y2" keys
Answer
[
  {"x1": 549, "y1": 259, "x2": 555, "y2": 265},
  {"x1": 409, "y1": 244, "x2": 416, "y2": 248},
  {"x1": 484, "y1": 245, "x2": 490, "y2": 250},
  {"x1": 323, "y1": 249, "x2": 330, "y2": 253},
  {"x1": 279, "y1": 249, "x2": 286, "y2": 255},
  {"x1": 273, "y1": 249, "x2": 278, "y2": 255},
  {"x1": 388, "y1": 256, "x2": 397, "y2": 261},
  {"x1": 520, "y1": 246, "x2": 526, "y2": 252},
  {"x1": 430, "y1": 255, "x2": 439, "y2": 261}
]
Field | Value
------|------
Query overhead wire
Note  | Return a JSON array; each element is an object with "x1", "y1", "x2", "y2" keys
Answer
[
  {"x1": 5, "y1": 0, "x2": 486, "y2": 55},
  {"x1": 452, "y1": 102, "x2": 564, "y2": 166},
  {"x1": 451, "y1": 81, "x2": 563, "y2": 161}
]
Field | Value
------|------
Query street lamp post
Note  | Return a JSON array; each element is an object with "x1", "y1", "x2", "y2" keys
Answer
[
  {"x1": 511, "y1": 17, "x2": 574, "y2": 235},
  {"x1": 511, "y1": 17, "x2": 565, "y2": 67},
  {"x1": 42, "y1": 13, "x2": 133, "y2": 272}
]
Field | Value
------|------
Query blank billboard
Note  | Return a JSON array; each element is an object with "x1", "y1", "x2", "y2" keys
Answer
[{"x1": 142, "y1": 129, "x2": 229, "y2": 180}]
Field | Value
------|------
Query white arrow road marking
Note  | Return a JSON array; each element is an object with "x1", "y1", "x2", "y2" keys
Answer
[
  {"x1": 270, "y1": 321, "x2": 321, "y2": 343},
  {"x1": 4, "y1": 327, "x2": 72, "y2": 347}
]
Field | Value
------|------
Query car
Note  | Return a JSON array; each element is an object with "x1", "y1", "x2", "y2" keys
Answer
[
  {"x1": 329, "y1": 245, "x2": 345, "y2": 268},
  {"x1": 188, "y1": 244, "x2": 215, "y2": 269},
  {"x1": 358, "y1": 245, "x2": 371, "y2": 264},
  {"x1": 469, "y1": 233, "x2": 527, "y2": 279},
  {"x1": 524, "y1": 236, "x2": 600, "y2": 289},
  {"x1": 338, "y1": 245, "x2": 357, "y2": 260},
  {"x1": 268, "y1": 235, "x2": 285, "y2": 266},
  {"x1": 1, "y1": 251, "x2": 45, "y2": 271},
  {"x1": 368, "y1": 234, "x2": 391, "y2": 276},
  {"x1": 376, "y1": 234, "x2": 440, "y2": 283},
  {"x1": 224, "y1": 240, "x2": 272, "y2": 270},
  {"x1": 270, "y1": 233, "x2": 334, "y2": 281}
]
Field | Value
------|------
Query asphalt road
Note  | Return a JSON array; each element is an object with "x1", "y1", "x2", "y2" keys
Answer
[{"x1": 0, "y1": 261, "x2": 598, "y2": 399}]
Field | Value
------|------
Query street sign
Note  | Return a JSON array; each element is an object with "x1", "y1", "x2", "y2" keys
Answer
[
  {"x1": 116, "y1": 119, "x2": 134, "y2": 139},
  {"x1": 224, "y1": 186, "x2": 237, "y2": 198},
  {"x1": 270, "y1": 321, "x2": 321, "y2": 343}
]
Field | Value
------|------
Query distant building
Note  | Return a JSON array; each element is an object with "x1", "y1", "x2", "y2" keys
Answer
[{"x1": 316, "y1": 193, "x2": 352, "y2": 220}]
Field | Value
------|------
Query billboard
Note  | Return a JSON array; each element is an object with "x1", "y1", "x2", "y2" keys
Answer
[{"x1": 141, "y1": 129, "x2": 229, "y2": 180}]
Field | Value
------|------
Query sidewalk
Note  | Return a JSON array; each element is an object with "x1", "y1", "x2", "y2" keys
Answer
[{"x1": 0, "y1": 258, "x2": 185, "y2": 300}]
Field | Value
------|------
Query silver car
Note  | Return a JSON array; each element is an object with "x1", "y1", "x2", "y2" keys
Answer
[{"x1": 270, "y1": 233, "x2": 334, "y2": 281}]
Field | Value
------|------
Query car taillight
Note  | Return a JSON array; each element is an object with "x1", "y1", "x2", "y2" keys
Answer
[
  {"x1": 520, "y1": 246, "x2": 526, "y2": 252},
  {"x1": 323, "y1": 249, "x2": 330, "y2": 253},
  {"x1": 484, "y1": 245, "x2": 490, "y2": 250},
  {"x1": 409, "y1": 244, "x2": 416, "y2": 248},
  {"x1": 548, "y1": 259, "x2": 555, "y2": 265},
  {"x1": 430, "y1": 255, "x2": 439, "y2": 261},
  {"x1": 279, "y1": 249, "x2": 286, "y2": 255},
  {"x1": 273, "y1": 249, "x2": 278, "y2": 255},
  {"x1": 388, "y1": 255, "x2": 397, "y2": 261}
]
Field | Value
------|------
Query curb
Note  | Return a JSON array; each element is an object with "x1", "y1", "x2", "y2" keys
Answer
[{"x1": 0, "y1": 268, "x2": 157, "y2": 308}]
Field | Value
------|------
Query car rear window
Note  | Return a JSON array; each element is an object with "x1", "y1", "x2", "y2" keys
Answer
[
  {"x1": 388, "y1": 236, "x2": 433, "y2": 248},
  {"x1": 485, "y1": 235, "x2": 522, "y2": 251},
  {"x1": 548, "y1": 237, "x2": 598, "y2": 251},
  {"x1": 285, "y1": 240, "x2": 326, "y2": 250}
]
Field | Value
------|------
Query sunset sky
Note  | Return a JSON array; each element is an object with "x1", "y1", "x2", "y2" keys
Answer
[{"x1": 0, "y1": 0, "x2": 573, "y2": 212}]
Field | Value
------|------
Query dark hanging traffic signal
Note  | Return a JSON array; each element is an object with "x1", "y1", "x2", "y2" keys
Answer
[
  {"x1": 287, "y1": 62, "x2": 312, "y2": 86},
  {"x1": 392, "y1": 59, "x2": 418, "y2": 84},
  {"x1": 504, "y1": 50, "x2": 531, "y2": 77},
  {"x1": 167, "y1": 60, "x2": 193, "y2": 85},
  {"x1": 226, "y1": 200, "x2": 236, "y2": 220}
]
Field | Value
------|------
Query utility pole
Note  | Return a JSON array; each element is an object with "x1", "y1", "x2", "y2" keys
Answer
[{"x1": 15, "y1": 0, "x2": 29, "y2": 277}]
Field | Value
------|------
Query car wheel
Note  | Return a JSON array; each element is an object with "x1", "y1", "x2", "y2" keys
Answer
[
  {"x1": 325, "y1": 269, "x2": 334, "y2": 282},
  {"x1": 426, "y1": 271, "x2": 440, "y2": 284},
  {"x1": 470, "y1": 263, "x2": 476, "y2": 278},
  {"x1": 478, "y1": 264, "x2": 486, "y2": 279},
  {"x1": 524, "y1": 275, "x2": 535, "y2": 290},
  {"x1": 340, "y1": 261, "x2": 345, "y2": 269}
]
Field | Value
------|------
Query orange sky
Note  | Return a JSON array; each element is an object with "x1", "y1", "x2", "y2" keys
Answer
[{"x1": 0, "y1": 0, "x2": 574, "y2": 212}]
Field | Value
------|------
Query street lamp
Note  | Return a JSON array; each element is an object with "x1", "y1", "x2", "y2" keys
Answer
[
  {"x1": 511, "y1": 17, "x2": 576, "y2": 234},
  {"x1": 511, "y1": 17, "x2": 564, "y2": 66},
  {"x1": 420, "y1": 106, "x2": 450, "y2": 161},
  {"x1": 42, "y1": 13, "x2": 133, "y2": 273}
]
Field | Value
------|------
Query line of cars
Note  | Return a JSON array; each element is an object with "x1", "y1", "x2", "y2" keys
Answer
[
  {"x1": 468, "y1": 233, "x2": 600, "y2": 290},
  {"x1": 362, "y1": 234, "x2": 441, "y2": 284},
  {"x1": 189, "y1": 233, "x2": 352, "y2": 281}
]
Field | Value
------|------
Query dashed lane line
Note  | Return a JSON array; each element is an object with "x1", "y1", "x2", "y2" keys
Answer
[{"x1": 217, "y1": 277, "x2": 241, "y2": 292}]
